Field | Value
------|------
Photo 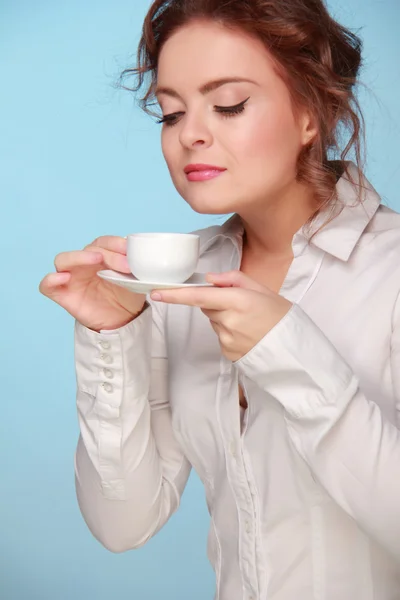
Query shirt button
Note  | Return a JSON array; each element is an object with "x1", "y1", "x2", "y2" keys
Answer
[
  {"x1": 103, "y1": 368, "x2": 114, "y2": 379},
  {"x1": 245, "y1": 520, "x2": 251, "y2": 533},
  {"x1": 101, "y1": 382, "x2": 113, "y2": 393},
  {"x1": 100, "y1": 340, "x2": 111, "y2": 350},
  {"x1": 100, "y1": 354, "x2": 113, "y2": 365}
]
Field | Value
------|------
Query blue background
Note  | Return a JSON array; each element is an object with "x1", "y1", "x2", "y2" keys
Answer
[{"x1": 1, "y1": 0, "x2": 399, "y2": 598}]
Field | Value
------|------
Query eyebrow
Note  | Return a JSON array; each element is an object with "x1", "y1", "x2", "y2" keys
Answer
[{"x1": 155, "y1": 77, "x2": 258, "y2": 100}]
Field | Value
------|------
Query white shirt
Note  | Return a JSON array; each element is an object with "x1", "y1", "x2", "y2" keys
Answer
[{"x1": 74, "y1": 162, "x2": 400, "y2": 600}]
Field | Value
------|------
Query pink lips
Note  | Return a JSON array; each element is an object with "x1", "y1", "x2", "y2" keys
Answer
[{"x1": 184, "y1": 163, "x2": 226, "y2": 182}]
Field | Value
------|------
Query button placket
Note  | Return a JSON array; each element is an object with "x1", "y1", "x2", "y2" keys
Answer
[
  {"x1": 103, "y1": 368, "x2": 114, "y2": 379},
  {"x1": 101, "y1": 382, "x2": 113, "y2": 393},
  {"x1": 100, "y1": 353, "x2": 113, "y2": 364},
  {"x1": 98, "y1": 339, "x2": 117, "y2": 394},
  {"x1": 229, "y1": 440, "x2": 237, "y2": 458},
  {"x1": 224, "y1": 424, "x2": 258, "y2": 594},
  {"x1": 94, "y1": 334, "x2": 124, "y2": 480},
  {"x1": 216, "y1": 356, "x2": 260, "y2": 598}
]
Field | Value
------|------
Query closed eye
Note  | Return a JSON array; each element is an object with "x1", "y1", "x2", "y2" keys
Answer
[{"x1": 157, "y1": 96, "x2": 250, "y2": 127}]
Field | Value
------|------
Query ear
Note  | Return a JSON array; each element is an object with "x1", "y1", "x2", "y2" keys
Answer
[{"x1": 299, "y1": 110, "x2": 318, "y2": 147}]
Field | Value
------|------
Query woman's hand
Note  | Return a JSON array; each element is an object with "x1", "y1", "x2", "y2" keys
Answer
[
  {"x1": 39, "y1": 236, "x2": 147, "y2": 332},
  {"x1": 150, "y1": 270, "x2": 292, "y2": 361}
]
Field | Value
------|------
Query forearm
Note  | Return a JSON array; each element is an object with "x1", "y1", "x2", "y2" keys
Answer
[
  {"x1": 236, "y1": 303, "x2": 400, "y2": 560},
  {"x1": 73, "y1": 308, "x2": 189, "y2": 552}
]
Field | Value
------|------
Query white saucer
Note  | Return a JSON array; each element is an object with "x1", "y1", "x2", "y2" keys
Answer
[{"x1": 97, "y1": 269, "x2": 214, "y2": 294}]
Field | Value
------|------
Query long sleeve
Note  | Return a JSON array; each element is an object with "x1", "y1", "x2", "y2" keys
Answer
[
  {"x1": 73, "y1": 300, "x2": 191, "y2": 553},
  {"x1": 235, "y1": 302, "x2": 400, "y2": 561}
]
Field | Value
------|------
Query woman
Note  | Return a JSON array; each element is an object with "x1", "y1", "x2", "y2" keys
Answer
[{"x1": 39, "y1": 0, "x2": 400, "y2": 598}]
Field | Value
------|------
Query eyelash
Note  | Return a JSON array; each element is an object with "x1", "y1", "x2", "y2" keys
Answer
[{"x1": 157, "y1": 96, "x2": 250, "y2": 127}]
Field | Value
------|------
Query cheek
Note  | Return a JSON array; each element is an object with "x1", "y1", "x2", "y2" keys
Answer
[
  {"x1": 228, "y1": 102, "x2": 303, "y2": 200},
  {"x1": 162, "y1": 125, "x2": 184, "y2": 158},
  {"x1": 161, "y1": 131, "x2": 188, "y2": 197},
  {"x1": 161, "y1": 131, "x2": 172, "y2": 165},
  {"x1": 240, "y1": 103, "x2": 302, "y2": 167},
  {"x1": 161, "y1": 132, "x2": 179, "y2": 178}
]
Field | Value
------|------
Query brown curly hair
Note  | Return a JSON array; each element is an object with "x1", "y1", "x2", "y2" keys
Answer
[{"x1": 119, "y1": 0, "x2": 368, "y2": 238}]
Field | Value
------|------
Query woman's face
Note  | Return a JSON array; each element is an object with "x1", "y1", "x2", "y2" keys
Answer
[{"x1": 156, "y1": 20, "x2": 316, "y2": 215}]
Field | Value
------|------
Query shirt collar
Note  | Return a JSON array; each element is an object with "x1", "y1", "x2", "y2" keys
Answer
[{"x1": 200, "y1": 161, "x2": 381, "y2": 262}]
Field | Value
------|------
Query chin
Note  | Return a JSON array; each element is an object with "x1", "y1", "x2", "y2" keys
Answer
[
  {"x1": 172, "y1": 174, "x2": 239, "y2": 215},
  {"x1": 183, "y1": 193, "x2": 238, "y2": 215}
]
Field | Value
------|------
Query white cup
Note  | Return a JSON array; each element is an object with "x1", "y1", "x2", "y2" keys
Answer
[{"x1": 126, "y1": 232, "x2": 200, "y2": 283}]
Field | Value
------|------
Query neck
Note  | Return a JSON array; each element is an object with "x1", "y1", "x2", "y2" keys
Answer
[{"x1": 238, "y1": 179, "x2": 317, "y2": 260}]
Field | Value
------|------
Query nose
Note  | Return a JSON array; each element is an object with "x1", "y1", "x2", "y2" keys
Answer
[{"x1": 179, "y1": 111, "x2": 213, "y2": 150}]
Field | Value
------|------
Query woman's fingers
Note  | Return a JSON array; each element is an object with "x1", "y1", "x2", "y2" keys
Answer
[
  {"x1": 53, "y1": 247, "x2": 130, "y2": 274},
  {"x1": 39, "y1": 272, "x2": 71, "y2": 296},
  {"x1": 42, "y1": 236, "x2": 130, "y2": 301},
  {"x1": 88, "y1": 235, "x2": 127, "y2": 255},
  {"x1": 84, "y1": 246, "x2": 131, "y2": 273},
  {"x1": 54, "y1": 250, "x2": 103, "y2": 272}
]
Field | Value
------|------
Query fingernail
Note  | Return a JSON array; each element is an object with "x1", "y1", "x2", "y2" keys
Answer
[{"x1": 151, "y1": 292, "x2": 162, "y2": 301}]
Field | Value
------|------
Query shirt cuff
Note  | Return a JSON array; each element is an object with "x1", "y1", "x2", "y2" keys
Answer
[
  {"x1": 234, "y1": 303, "x2": 354, "y2": 419},
  {"x1": 74, "y1": 306, "x2": 152, "y2": 419}
]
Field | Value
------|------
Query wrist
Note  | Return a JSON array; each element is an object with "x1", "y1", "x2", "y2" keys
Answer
[{"x1": 93, "y1": 301, "x2": 149, "y2": 333}]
